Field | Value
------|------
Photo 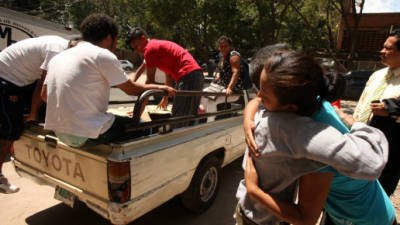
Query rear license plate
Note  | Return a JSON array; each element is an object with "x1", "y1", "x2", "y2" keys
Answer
[{"x1": 54, "y1": 186, "x2": 76, "y2": 208}]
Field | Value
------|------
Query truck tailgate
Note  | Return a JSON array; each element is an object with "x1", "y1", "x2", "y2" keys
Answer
[{"x1": 13, "y1": 132, "x2": 109, "y2": 200}]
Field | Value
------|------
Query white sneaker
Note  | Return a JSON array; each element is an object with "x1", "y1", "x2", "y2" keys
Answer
[{"x1": 0, "y1": 175, "x2": 19, "y2": 194}]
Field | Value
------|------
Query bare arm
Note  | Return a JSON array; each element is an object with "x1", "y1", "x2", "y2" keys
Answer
[
  {"x1": 244, "y1": 97, "x2": 262, "y2": 157},
  {"x1": 41, "y1": 84, "x2": 47, "y2": 102},
  {"x1": 25, "y1": 70, "x2": 46, "y2": 122},
  {"x1": 165, "y1": 73, "x2": 172, "y2": 87},
  {"x1": 245, "y1": 155, "x2": 333, "y2": 225},
  {"x1": 131, "y1": 62, "x2": 146, "y2": 82},
  {"x1": 157, "y1": 73, "x2": 173, "y2": 109},
  {"x1": 333, "y1": 106, "x2": 356, "y2": 127},
  {"x1": 226, "y1": 55, "x2": 241, "y2": 96},
  {"x1": 145, "y1": 66, "x2": 156, "y2": 84},
  {"x1": 117, "y1": 77, "x2": 176, "y2": 97}
]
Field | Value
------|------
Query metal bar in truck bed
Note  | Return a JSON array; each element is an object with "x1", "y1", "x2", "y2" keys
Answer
[{"x1": 130, "y1": 90, "x2": 243, "y2": 126}]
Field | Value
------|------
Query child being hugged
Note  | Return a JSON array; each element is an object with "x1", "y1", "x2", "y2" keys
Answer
[{"x1": 235, "y1": 50, "x2": 395, "y2": 225}]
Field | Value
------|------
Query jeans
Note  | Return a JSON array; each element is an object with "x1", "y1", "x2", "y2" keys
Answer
[{"x1": 172, "y1": 69, "x2": 204, "y2": 128}]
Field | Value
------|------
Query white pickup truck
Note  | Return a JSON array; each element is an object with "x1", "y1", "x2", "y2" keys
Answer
[{"x1": 11, "y1": 89, "x2": 248, "y2": 225}]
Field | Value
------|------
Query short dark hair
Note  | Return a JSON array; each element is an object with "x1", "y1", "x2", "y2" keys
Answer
[
  {"x1": 389, "y1": 29, "x2": 400, "y2": 50},
  {"x1": 126, "y1": 27, "x2": 148, "y2": 47},
  {"x1": 262, "y1": 51, "x2": 325, "y2": 116},
  {"x1": 249, "y1": 43, "x2": 291, "y2": 89},
  {"x1": 217, "y1": 35, "x2": 233, "y2": 46},
  {"x1": 79, "y1": 14, "x2": 118, "y2": 43}
]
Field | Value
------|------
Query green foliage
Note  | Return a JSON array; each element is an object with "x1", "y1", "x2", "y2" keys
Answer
[
  {"x1": 68, "y1": 1, "x2": 98, "y2": 28},
  {"x1": 1, "y1": 0, "x2": 41, "y2": 13},
  {"x1": 2, "y1": 0, "x2": 345, "y2": 65}
]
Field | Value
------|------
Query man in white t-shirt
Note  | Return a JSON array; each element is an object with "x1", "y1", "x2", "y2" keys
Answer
[
  {"x1": 42, "y1": 14, "x2": 175, "y2": 148},
  {"x1": 0, "y1": 35, "x2": 77, "y2": 194}
]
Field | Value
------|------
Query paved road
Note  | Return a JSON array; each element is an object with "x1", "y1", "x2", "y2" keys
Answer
[{"x1": 0, "y1": 157, "x2": 244, "y2": 225}]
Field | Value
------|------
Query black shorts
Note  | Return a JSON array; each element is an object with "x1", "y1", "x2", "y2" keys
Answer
[{"x1": 0, "y1": 78, "x2": 34, "y2": 141}]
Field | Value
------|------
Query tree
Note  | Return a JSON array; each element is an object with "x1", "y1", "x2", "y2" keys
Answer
[
  {"x1": 145, "y1": 0, "x2": 245, "y2": 63},
  {"x1": 332, "y1": 0, "x2": 365, "y2": 70},
  {"x1": 286, "y1": 0, "x2": 347, "y2": 71},
  {"x1": 1, "y1": 0, "x2": 41, "y2": 14},
  {"x1": 249, "y1": 0, "x2": 291, "y2": 45},
  {"x1": 2, "y1": 0, "x2": 367, "y2": 71}
]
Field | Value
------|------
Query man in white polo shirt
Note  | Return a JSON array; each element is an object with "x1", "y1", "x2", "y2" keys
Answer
[{"x1": 42, "y1": 14, "x2": 175, "y2": 148}]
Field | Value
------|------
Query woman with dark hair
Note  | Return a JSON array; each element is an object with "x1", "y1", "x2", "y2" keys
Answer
[
  {"x1": 245, "y1": 44, "x2": 346, "y2": 155},
  {"x1": 235, "y1": 50, "x2": 395, "y2": 225},
  {"x1": 248, "y1": 43, "x2": 291, "y2": 90},
  {"x1": 215, "y1": 35, "x2": 250, "y2": 95},
  {"x1": 200, "y1": 36, "x2": 251, "y2": 121}
]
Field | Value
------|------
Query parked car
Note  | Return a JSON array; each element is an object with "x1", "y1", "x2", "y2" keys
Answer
[
  {"x1": 119, "y1": 60, "x2": 134, "y2": 71},
  {"x1": 342, "y1": 70, "x2": 374, "y2": 100}
]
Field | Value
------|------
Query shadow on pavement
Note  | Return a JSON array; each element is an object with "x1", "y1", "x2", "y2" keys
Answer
[
  {"x1": 25, "y1": 157, "x2": 244, "y2": 225},
  {"x1": 25, "y1": 201, "x2": 110, "y2": 225}
]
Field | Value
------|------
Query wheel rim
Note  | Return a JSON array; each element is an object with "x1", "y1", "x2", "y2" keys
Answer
[{"x1": 200, "y1": 166, "x2": 218, "y2": 202}]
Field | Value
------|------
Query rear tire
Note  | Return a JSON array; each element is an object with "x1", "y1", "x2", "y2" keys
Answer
[{"x1": 180, "y1": 157, "x2": 221, "y2": 213}]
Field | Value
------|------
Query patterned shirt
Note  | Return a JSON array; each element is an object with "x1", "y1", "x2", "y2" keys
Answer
[{"x1": 216, "y1": 50, "x2": 246, "y2": 92}]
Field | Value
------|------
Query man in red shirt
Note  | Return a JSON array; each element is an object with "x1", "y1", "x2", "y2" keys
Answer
[{"x1": 126, "y1": 28, "x2": 204, "y2": 127}]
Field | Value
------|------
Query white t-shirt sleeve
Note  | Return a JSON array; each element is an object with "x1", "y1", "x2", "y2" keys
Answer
[
  {"x1": 96, "y1": 50, "x2": 129, "y2": 86},
  {"x1": 40, "y1": 51, "x2": 61, "y2": 71}
]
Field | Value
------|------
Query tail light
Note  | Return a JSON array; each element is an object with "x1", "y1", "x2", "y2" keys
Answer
[{"x1": 107, "y1": 160, "x2": 131, "y2": 203}]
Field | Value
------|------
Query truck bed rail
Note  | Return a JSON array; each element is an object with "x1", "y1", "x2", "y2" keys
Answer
[{"x1": 126, "y1": 89, "x2": 247, "y2": 131}]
